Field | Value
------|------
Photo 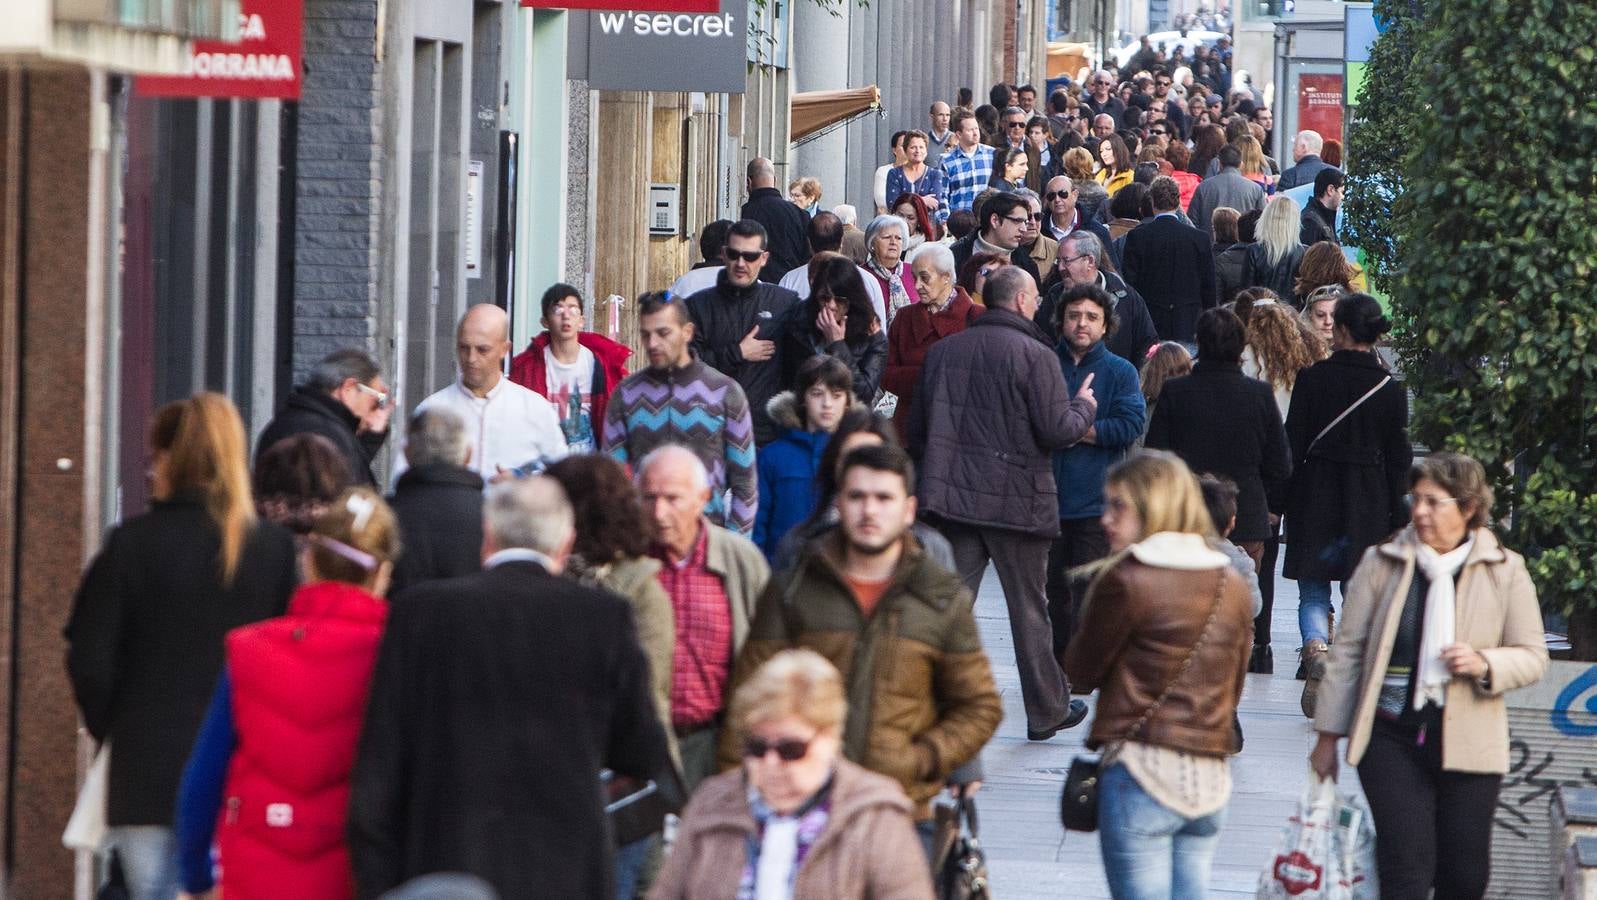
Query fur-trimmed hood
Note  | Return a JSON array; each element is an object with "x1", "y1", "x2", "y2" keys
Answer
[{"x1": 764, "y1": 390, "x2": 867, "y2": 433}]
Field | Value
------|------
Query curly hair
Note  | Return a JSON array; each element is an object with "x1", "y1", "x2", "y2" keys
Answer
[
  {"x1": 1062, "y1": 146, "x2": 1096, "y2": 181},
  {"x1": 1245, "y1": 301, "x2": 1320, "y2": 391},
  {"x1": 543, "y1": 455, "x2": 651, "y2": 562},
  {"x1": 1294, "y1": 241, "x2": 1356, "y2": 299}
]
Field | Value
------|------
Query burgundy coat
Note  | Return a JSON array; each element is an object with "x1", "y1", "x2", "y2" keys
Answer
[{"x1": 882, "y1": 288, "x2": 984, "y2": 440}]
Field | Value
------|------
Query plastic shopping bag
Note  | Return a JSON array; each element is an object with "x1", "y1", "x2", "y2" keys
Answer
[
  {"x1": 1256, "y1": 775, "x2": 1378, "y2": 899},
  {"x1": 63, "y1": 744, "x2": 109, "y2": 852}
]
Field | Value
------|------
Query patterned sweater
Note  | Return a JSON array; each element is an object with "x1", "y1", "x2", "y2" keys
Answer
[{"x1": 602, "y1": 358, "x2": 758, "y2": 535}]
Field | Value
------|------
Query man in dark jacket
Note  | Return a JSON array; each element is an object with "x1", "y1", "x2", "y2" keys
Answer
[
  {"x1": 349, "y1": 477, "x2": 667, "y2": 899},
  {"x1": 949, "y1": 191, "x2": 1043, "y2": 285},
  {"x1": 1300, "y1": 167, "x2": 1344, "y2": 247},
  {"x1": 386, "y1": 408, "x2": 483, "y2": 594},
  {"x1": 257, "y1": 348, "x2": 390, "y2": 486},
  {"x1": 1186, "y1": 145, "x2": 1266, "y2": 239},
  {"x1": 684, "y1": 219, "x2": 800, "y2": 445},
  {"x1": 1036, "y1": 230, "x2": 1159, "y2": 368},
  {"x1": 739, "y1": 156, "x2": 809, "y2": 283},
  {"x1": 1040, "y1": 175, "x2": 1112, "y2": 247},
  {"x1": 1276, "y1": 129, "x2": 1334, "y2": 191},
  {"x1": 1046, "y1": 284, "x2": 1146, "y2": 655},
  {"x1": 908, "y1": 266, "x2": 1097, "y2": 742},
  {"x1": 1123, "y1": 176, "x2": 1217, "y2": 345}
]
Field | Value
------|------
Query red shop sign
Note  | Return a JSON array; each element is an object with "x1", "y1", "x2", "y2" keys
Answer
[
  {"x1": 137, "y1": 0, "x2": 304, "y2": 100},
  {"x1": 520, "y1": 0, "x2": 719, "y2": 10}
]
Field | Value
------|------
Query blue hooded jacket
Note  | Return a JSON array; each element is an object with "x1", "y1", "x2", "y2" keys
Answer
[
  {"x1": 753, "y1": 392, "x2": 833, "y2": 558},
  {"x1": 1052, "y1": 340, "x2": 1146, "y2": 521}
]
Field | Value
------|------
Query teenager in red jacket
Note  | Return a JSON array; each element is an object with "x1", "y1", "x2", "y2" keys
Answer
[
  {"x1": 509, "y1": 283, "x2": 631, "y2": 454},
  {"x1": 176, "y1": 488, "x2": 401, "y2": 900}
]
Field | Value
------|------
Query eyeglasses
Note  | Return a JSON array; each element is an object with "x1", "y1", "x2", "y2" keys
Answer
[
  {"x1": 1151, "y1": 128, "x2": 1169, "y2": 136},
  {"x1": 1027, "y1": 212, "x2": 1044, "y2": 221},
  {"x1": 354, "y1": 382, "x2": 389, "y2": 409},
  {"x1": 977, "y1": 267, "x2": 998, "y2": 279},
  {"x1": 724, "y1": 248, "x2": 764, "y2": 263},
  {"x1": 743, "y1": 735, "x2": 813, "y2": 761},
  {"x1": 1406, "y1": 493, "x2": 1460, "y2": 511},
  {"x1": 1058, "y1": 254, "x2": 1094, "y2": 267},
  {"x1": 1007, "y1": 121, "x2": 1026, "y2": 129},
  {"x1": 1045, "y1": 190, "x2": 1074, "y2": 200},
  {"x1": 1094, "y1": 80, "x2": 1112, "y2": 87},
  {"x1": 1001, "y1": 214, "x2": 1029, "y2": 226},
  {"x1": 1156, "y1": 80, "x2": 1173, "y2": 87}
]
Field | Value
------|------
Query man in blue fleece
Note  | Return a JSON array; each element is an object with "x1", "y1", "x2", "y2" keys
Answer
[{"x1": 1045, "y1": 283, "x2": 1146, "y2": 656}]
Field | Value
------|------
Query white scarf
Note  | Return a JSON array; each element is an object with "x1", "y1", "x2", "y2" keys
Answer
[{"x1": 1413, "y1": 536, "x2": 1474, "y2": 711}]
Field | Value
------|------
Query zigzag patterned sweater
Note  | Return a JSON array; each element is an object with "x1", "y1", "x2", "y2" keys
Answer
[{"x1": 601, "y1": 358, "x2": 758, "y2": 536}]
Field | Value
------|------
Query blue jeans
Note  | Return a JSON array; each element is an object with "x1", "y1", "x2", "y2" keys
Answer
[
  {"x1": 105, "y1": 825, "x2": 180, "y2": 900},
  {"x1": 614, "y1": 833, "x2": 658, "y2": 900},
  {"x1": 1296, "y1": 579, "x2": 1346, "y2": 645},
  {"x1": 1098, "y1": 764, "x2": 1225, "y2": 900}
]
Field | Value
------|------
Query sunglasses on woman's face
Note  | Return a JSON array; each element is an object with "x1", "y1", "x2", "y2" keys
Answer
[{"x1": 744, "y1": 735, "x2": 812, "y2": 761}]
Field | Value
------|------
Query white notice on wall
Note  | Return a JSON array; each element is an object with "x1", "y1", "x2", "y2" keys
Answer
[{"x1": 465, "y1": 160, "x2": 484, "y2": 279}]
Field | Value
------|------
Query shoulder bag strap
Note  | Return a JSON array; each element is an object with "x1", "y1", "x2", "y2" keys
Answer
[
  {"x1": 1122, "y1": 568, "x2": 1230, "y2": 746},
  {"x1": 1306, "y1": 375, "x2": 1392, "y2": 458}
]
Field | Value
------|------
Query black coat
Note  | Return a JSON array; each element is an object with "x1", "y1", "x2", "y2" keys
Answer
[
  {"x1": 1144, "y1": 361, "x2": 1292, "y2": 542},
  {"x1": 1242, "y1": 243, "x2": 1307, "y2": 305},
  {"x1": 1300, "y1": 198, "x2": 1338, "y2": 247},
  {"x1": 386, "y1": 463, "x2": 484, "y2": 594},
  {"x1": 257, "y1": 387, "x2": 386, "y2": 486},
  {"x1": 949, "y1": 231, "x2": 1042, "y2": 286},
  {"x1": 1214, "y1": 242, "x2": 1251, "y2": 305},
  {"x1": 778, "y1": 312, "x2": 889, "y2": 403},
  {"x1": 1283, "y1": 350, "x2": 1411, "y2": 581},
  {"x1": 685, "y1": 273, "x2": 800, "y2": 444},
  {"x1": 65, "y1": 496, "x2": 297, "y2": 825},
  {"x1": 740, "y1": 186, "x2": 811, "y2": 283},
  {"x1": 1121, "y1": 214, "x2": 1217, "y2": 344},
  {"x1": 1035, "y1": 272, "x2": 1159, "y2": 370},
  {"x1": 348, "y1": 561, "x2": 668, "y2": 899}
]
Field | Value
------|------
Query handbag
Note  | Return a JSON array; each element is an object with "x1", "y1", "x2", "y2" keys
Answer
[
  {"x1": 1059, "y1": 569, "x2": 1230, "y2": 833},
  {"x1": 1304, "y1": 375, "x2": 1392, "y2": 460},
  {"x1": 63, "y1": 743, "x2": 110, "y2": 852},
  {"x1": 934, "y1": 793, "x2": 991, "y2": 900}
]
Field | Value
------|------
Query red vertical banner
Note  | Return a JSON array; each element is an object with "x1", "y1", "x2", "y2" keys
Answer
[
  {"x1": 136, "y1": 0, "x2": 304, "y2": 100},
  {"x1": 1297, "y1": 74, "x2": 1344, "y2": 144}
]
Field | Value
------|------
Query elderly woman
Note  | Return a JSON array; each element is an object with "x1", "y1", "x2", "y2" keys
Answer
[
  {"x1": 883, "y1": 243, "x2": 983, "y2": 439},
  {"x1": 650, "y1": 649, "x2": 933, "y2": 900},
  {"x1": 862, "y1": 214, "x2": 919, "y2": 326},
  {"x1": 1309, "y1": 452, "x2": 1548, "y2": 900}
]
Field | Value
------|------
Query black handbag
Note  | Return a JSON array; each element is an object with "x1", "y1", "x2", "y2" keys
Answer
[
  {"x1": 935, "y1": 793, "x2": 991, "y2": 900},
  {"x1": 1059, "y1": 569, "x2": 1230, "y2": 833}
]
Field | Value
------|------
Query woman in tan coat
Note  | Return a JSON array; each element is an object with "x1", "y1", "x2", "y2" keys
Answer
[
  {"x1": 1310, "y1": 452, "x2": 1548, "y2": 900},
  {"x1": 651, "y1": 649, "x2": 932, "y2": 900}
]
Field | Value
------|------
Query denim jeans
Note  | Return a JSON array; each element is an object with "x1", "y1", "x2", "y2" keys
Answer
[
  {"x1": 1296, "y1": 579, "x2": 1346, "y2": 645},
  {"x1": 105, "y1": 825, "x2": 180, "y2": 900},
  {"x1": 1098, "y1": 763, "x2": 1226, "y2": 900},
  {"x1": 614, "y1": 833, "x2": 658, "y2": 900}
]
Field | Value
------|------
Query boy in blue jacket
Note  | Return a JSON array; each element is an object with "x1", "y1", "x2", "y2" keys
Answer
[{"x1": 753, "y1": 356, "x2": 856, "y2": 558}]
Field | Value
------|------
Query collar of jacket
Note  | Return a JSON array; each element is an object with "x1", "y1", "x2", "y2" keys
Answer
[
  {"x1": 789, "y1": 529, "x2": 957, "y2": 613},
  {"x1": 1326, "y1": 348, "x2": 1386, "y2": 370},
  {"x1": 1378, "y1": 526, "x2": 1507, "y2": 567},
  {"x1": 1192, "y1": 359, "x2": 1242, "y2": 375},
  {"x1": 715, "y1": 269, "x2": 761, "y2": 300},
  {"x1": 290, "y1": 385, "x2": 360, "y2": 431},
  {"x1": 676, "y1": 759, "x2": 912, "y2": 845},
  {"x1": 524, "y1": 329, "x2": 633, "y2": 369},
  {"x1": 394, "y1": 462, "x2": 483, "y2": 492},
  {"x1": 748, "y1": 186, "x2": 783, "y2": 202},
  {"x1": 1057, "y1": 339, "x2": 1106, "y2": 369},
  {"x1": 968, "y1": 305, "x2": 1050, "y2": 344},
  {"x1": 766, "y1": 390, "x2": 865, "y2": 434},
  {"x1": 645, "y1": 356, "x2": 707, "y2": 384},
  {"x1": 286, "y1": 580, "x2": 387, "y2": 624},
  {"x1": 153, "y1": 489, "x2": 208, "y2": 510},
  {"x1": 1130, "y1": 531, "x2": 1230, "y2": 569}
]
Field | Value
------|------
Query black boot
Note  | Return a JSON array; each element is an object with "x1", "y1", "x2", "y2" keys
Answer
[{"x1": 1248, "y1": 644, "x2": 1274, "y2": 675}]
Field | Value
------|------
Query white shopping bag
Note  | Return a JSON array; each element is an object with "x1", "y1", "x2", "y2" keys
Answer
[
  {"x1": 1257, "y1": 775, "x2": 1377, "y2": 899},
  {"x1": 62, "y1": 744, "x2": 109, "y2": 852}
]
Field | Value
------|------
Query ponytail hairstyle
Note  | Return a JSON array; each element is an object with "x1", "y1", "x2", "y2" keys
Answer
[
  {"x1": 308, "y1": 487, "x2": 402, "y2": 592},
  {"x1": 149, "y1": 393, "x2": 256, "y2": 585}
]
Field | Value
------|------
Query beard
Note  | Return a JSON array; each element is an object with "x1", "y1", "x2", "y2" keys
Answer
[{"x1": 845, "y1": 529, "x2": 903, "y2": 558}]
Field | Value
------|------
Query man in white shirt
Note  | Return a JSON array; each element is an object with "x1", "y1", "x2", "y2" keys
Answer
[
  {"x1": 775, "y1": 211, "x2": 888, "y2": 325},
  {"x1": 413, "y1": 304, "x2": 566, "y2": 481}
]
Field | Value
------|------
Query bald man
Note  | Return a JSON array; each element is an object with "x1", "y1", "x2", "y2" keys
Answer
[
  {"x1": 739, "y1": 156, "x2": 810, "y2": 282},
  {"x1": 410, "y1": 303, "x2": 567, "y2": 481}
]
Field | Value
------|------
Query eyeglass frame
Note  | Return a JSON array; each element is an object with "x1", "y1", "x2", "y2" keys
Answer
[{"x1": 354, "y1": 382, "x2": 389, "y2": 409}]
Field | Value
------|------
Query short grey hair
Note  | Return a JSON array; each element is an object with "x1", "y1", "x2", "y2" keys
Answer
[
  {"x1": 484, "y1": 476, "x2": 573, "y2": 555},
  {"x1": 909, "y1": 241, "x2": 956, "y2": 277},
  {"x1": 864, "y1": 214, "x2": 910, "y2": 252},
  {"x1": 305, "y1": 348, "x2": 379, "y2": 394},
  {"x1": 983, "y1": 265, "x2": 1034, "y2": 310},
  {"x1": 1063, "y1": 229, "x2": 1104, "y2": 262},
  {"x1": 832, "y1": 203, "x2": 858, "y2": 226},
  {"x1": 406, "y1": 408, "x2": 469, "y2": 467},
  {"x1": 1296, "y1": 130, "x2": 1324, "y2": 153},
  {"x1": 636, "y1": 444, "x2": 709, "y2": 492}
]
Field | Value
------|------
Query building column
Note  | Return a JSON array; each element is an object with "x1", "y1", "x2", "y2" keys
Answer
[{"x1": 594, "y1": 91, "x2": 652, "y2": 349}]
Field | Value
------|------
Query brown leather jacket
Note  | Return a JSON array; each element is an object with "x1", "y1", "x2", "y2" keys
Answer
[{"x1": 1063, "y1": 553, "x2": 1253, "y2": 756}]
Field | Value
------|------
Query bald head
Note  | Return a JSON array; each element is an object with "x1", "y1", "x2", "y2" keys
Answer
[
  {"x1": 637, "y1": 444, "x2": 711, "y2": 559},
  {"x1": 457, "y1": 303, "x2": 512, "y2": 395},
  {"x1": 747, "y1": 157, "x2": 776, "y2": 189}
]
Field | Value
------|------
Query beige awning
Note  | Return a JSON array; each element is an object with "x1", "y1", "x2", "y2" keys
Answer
[
  {"x1": 791, "y1": 85, "x2": 881, "y2": 142},
  {"x1": 1047, "y1": 41, "x2": 1093, "y2": 82}
]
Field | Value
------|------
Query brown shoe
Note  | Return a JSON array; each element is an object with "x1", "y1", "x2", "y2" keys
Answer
[{"x1": 1300, "y1": 640, "x2": 1330, "y2": 719}]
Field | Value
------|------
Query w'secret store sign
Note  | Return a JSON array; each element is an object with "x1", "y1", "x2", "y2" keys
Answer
[{"x1": 137, "y1": 0, "x2": 304, "y2": 100}]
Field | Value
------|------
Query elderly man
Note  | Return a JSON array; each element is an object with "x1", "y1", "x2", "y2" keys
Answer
[
  {"x1": 1277, "y1": 130, "x2": 1334, "y2": 191},
  {"x1": 1036, "y1": 230, "x2": 1158, "y2": 368},
  {"x1": 387, "y1": 408, "x2": 483, "y2": 594},
  {"x1": 1091, "y1": 113, "x2": 1116, "y2": 141},
  {"x1": 1083, "y1": 69, "x2": 1126, "y2": 123},
  {"x1": 1018, "y1": 190, "x2": 1059, "y2": 276},
  {"x1": 411, "y1": 303, "x2": 567, "y2": 481},
  {"x1": 257, "y1": 348, "x2": 390, "y2": 486},
  {"x1": 349, "y1": 477, "x2": 668, "y2": 898},
  {"x1": 1040, "y1": 175, "x2": 1112, "y2": 248},
  {"x1": 739, "y1": 157, "x2": 810, "y2": 282},
  {"x1": 638, "y1": 445, "x2": 769, "y2": 791},
  {"x1": 908, "y1": 266, "x2": 1097, "y2": 742}
]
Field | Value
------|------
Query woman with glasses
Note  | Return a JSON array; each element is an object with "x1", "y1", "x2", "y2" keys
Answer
[
  {"x1": 1308, "y1": 451, "x2": 1547, "y2": 900},
  {"x1": 650, "y1": 649, "x2": 933, "y2": 899},
  {"x1": 862, "y1": 214, "x2": 920, "y2": 328},
  {"x1": 1282, "y1": 294, "x2": 1412, "y2": 714},
  {"x1": 956, "y1": 250, "x2": 1007, "y2": 307}
]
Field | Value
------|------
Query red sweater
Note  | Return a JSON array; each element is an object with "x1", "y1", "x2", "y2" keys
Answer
[{"x1": 509, "y1": 331, "x2": 632, "y2": 432}]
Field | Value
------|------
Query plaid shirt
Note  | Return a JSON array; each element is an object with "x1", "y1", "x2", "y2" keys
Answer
[
  {"x1": 938, "y1": 143, "x2": 995, "y2": 213},
  {"x1": 653, "y1": 524, "x2": 733, "y2": 730}
]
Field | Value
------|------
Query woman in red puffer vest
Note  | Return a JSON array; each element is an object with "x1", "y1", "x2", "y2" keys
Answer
[{"x1": 176, "y1": 487, "x2": 401, "y2": 900}]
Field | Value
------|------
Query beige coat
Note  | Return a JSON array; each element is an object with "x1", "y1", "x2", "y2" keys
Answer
[
  {"x1": 649, "y1": 758, "x2": 934, "y2": 900},
  {"x1": 1314, "y1": 527, "x2": 1548, "y2": 773}
]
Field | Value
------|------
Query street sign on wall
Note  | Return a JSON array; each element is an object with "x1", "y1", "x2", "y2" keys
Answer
[
  {"x1": 524, "y1": 0, "x2": 717, "y2": 9},
  {"x1": 585, "y1": 0, "x2": 746, "y2": 93},
  {"x1": 135, "y1": 0, "x2": 304, "y2": 100}
]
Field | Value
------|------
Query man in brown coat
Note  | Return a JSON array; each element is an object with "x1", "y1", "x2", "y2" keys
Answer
[{"x1": 907, "y1": 265, "x2": 1097, "y2": 741}]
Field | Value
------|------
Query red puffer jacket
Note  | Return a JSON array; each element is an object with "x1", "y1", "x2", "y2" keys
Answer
[{"x1": 218, "y1": 581, "x2": 388, "y2": 900}]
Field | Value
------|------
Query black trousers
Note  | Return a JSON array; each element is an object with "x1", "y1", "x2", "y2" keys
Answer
[
  {"x1": 1044, "y1": 517, "x2": 1111, "y2": 657},
  {"x1": 1254, "y1": 520, "x2": 1281, "y2": 648},
  {"x1": 1356, "y1": 715, "x2": 1502, "y2": 900}
]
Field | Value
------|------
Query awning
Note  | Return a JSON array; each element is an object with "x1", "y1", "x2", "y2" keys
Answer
[
  {"x1": 1047, "y1": 41, "x2": 1093, "y2": 82},
  {"x1": 791, "y1": 85, "x2": 881, "y2": 143}
]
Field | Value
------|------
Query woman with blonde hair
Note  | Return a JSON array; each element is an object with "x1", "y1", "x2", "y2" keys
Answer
[
  {"x1": 177, "y1": 487, "x2": 400, "y2": 900},
  {"x1": 1064, "y1": 146, "x2": 1108, "y2": 218},
  {"x1": 1241, "y1": 195, "x2": 1306, "y2": 301},
  {"x1": 67, "y1": 393, "x2": 298, "y2": 899},
  {"x1": 1235, "y1": 135, "x2": 1272, "y2": 190},
  {"x1": 651, "y1": 649, "x2": 932, "y2": 899},
  {"x1": 1064, "y1": 451, "x2": 1253, "y2": 898}
]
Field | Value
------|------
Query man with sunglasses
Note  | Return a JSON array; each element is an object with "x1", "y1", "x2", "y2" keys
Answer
[
  {"x1": 999, "y1": 106, "x2": 1028, "y2": 152},
  {"x1": 257, "y1": 347, "x2": 390, "y2": 486},
  {"x1": 1084, "y1": 70, "x2": 1125, "y2": 126},
  {"x1": 723, "y1": 443, "x2": 1002, "y2": 845},
  {"x1": 1039, "y1": 176, "x2": 1111, "y2": 247},
  {"x1": 1151, "y1": 67, "x2": 1189, "y2": 139}
]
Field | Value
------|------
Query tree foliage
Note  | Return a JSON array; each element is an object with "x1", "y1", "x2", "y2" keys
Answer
[{"x1": 1355, "y1": 0, "x2": 1597, "y2": 619}]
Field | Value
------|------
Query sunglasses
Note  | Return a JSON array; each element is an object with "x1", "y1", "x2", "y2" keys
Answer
[
  {"x1": 1007, "y1": 121, "x2": 1026, "y2": 129},
  {"x1": 1045, "y1": 190, "x2": 1073, "y2": 200},
  {"x1": 1151, "y1": 129, "x2": 1169, "y2": 136},
  {"x1": 724, "y1": 249, "x2": 763, "y2": 263},
  {"x1": 977, "y1": 267, "x2": 998, "y2": 278},
  {"x1": 1157, "y1": 80, "x2": 1172, "y2": 87},
  {"x1": 1027, "y1": 212, "x2": 1044, "y2": 221},
  {"x1": 743, "y1": 735, "x2": 813, "y2": 761}
]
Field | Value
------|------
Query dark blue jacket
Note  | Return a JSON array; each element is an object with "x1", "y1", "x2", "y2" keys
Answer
[
  {"x1": 753, "y1": 393, "x2": 831, "y2": 558},
  {"x1": 1051, "y1": 341, "x2": 1146, "y2": 521}
]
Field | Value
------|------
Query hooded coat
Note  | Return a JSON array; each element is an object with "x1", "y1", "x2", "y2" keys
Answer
[
  {"x1": 509, "y1": 330, "x2": 632, "y2": 435},
  {"x1": 753, "y1": 392, "x2": 850, "y2": 559}
]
